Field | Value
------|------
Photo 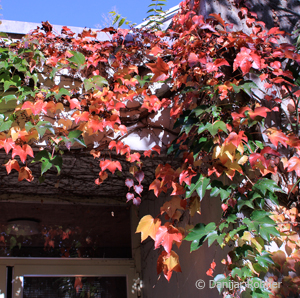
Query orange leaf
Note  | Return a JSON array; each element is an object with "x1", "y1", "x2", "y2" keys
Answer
[
  {"x1": 3, "y1": 159, "x2": 20, "y2": 174},
  {"x1": 160, "y1": 196, "x2": 186, "y2": 218},
  {"x1": 0, "y1": 138, "x2": 14, "y2": 154},
  {"x1": 12, "y1": 144, "x2": 34, "y2": 163},
  {"x1": 146, "y1": 57, "x2": 169, "y2": 82},
  {"x1": 266, "y1": 128, "x2": 288, "y2": 148},
  {"x1": 67, "y1": 97, "x2": 81, "y2": 110},
  {"x1": 74, "y1": 277, "x2": 83, "y2": 293},
  {"x1": 18, "y1": 166, "x2": 34, "y2": 182},
  {"x1": 248, "y1": 107, "x2": 271, "y2": 119},
  {"x1": 157, "y1": 250, "x2": 181, "y2": 281},
  {"x1": 171, "y1": 182, "x2": 185, "y2": 196},
  {"x1": 149, "y1": 178, "x2": 166, "y2": 197},
  {"x1": 155, "y1": 222, "x2": 182, "y2": 253},
  {"x1": 284, "y1": 157, "x2": 300, "y2": 177}
]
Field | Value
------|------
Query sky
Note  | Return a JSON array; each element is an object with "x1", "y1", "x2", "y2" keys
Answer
[{"x1": 1, "y1": 0, "x2": 180, "y2": 29}]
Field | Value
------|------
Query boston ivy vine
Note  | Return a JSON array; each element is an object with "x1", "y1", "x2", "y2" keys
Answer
[{"x1": 0, "y1": 0, "x2": 300, "y2": 297}]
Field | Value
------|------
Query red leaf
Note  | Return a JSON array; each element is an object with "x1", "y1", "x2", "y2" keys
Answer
[
  {"x1": 157, "y1": 250, "x2": 181, "y2": 281},
  {"x1": 188, "y1": 53, "x2": 199, "y2": 67},
  {"x1": 144, "y1": 150, "x2": 152, "y2": 157},
  {"x1": 109, "y1": 140, "x2": 126, "y2": 155},
  {"x1": 214, "y1": 58, "x2": 230, "y2": 68},
  {"x1": 146, "y1": 57, "x2": 169, "y2": 82},
  {"x1": 260, "y1": 147, "x2": 280, "y2": 156},
  {"x1": 206, "y1": 268, "x2": 214, "y2": 277},
  {"x1": 95, "y1": 171, "x2": 108, "y2": 185},
  {"x1": 233, "y1": 47, "x2": 260, "y2": 74},
  {"x1": 225, "y1": 131, "x2": 248, "y2": 147},
  {"x1": 126, "y1": 152, "x2": 141, "y2": 162},
  {"x1": 22, "y1": 100, "x2": 44, "y2": 115},
  {"x1": 74, "y1": 277, "x2": 83, "y2": 293},
  {"x1": 155, "y1": 223, "x2": 182, "y2": 253},
  {"x1": 231, "y1": 107, "x2": 251, "y2": 120},
  {"x1": 116, "y1": 124, "x2": 127, "y2": 136},
  {"x1": 90, "y1": 149, "x2": 101, "y2": 159},
  {"x1": 152, "y1": 145, "x2": 161, "y2": 154},
  {"x1": 88, "y1": 118, "x2": 104, "y2": 132},
  {"x1": 99, "y1": 160, "x2": 122, "y2": 174},
  {"x1": 210, "y1": 260, "x2": 216, "y2": 270}
]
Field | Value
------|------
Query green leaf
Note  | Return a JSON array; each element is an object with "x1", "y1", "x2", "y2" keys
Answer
[
  {"x1": 51, "y1": 155, "x2": 63, "y2": 174},
  {"x1": 68, "y1": 51, "x2": 86, "y2": 68},
  {"x1": 54, "y1": 87, "x2": 71, "y2": 100},
  {"x1": 185, "y1": 223, "x2": 207, "y2": 241},
  {"x1": 251, "y1": 210, "x2": 274, "y2": 224},
  {"x1": 259, "y1": 224, "x2": 280, "y2": 241},
  {"x1": 256, "y1": 251, "x2": 274, "y2": 268},
  {"x1": 231, "y1": 81, "x2": 258, "y2": 97},
  {"x1": 118, "y1": 18, "x2": 126, "y2": 27},
  {"x1": 32, "y1": 150, "x2": 51, "y2": 162},
  {"x1": 41, "y1": 159, "x2": 52, "y2": 175},
  {"x1": 197, "y1": 123, "x2": 210, "y2": 134},
  {"x1": 185, "y1": 222, "x2": 216, "y2": 251},
  {"x1": 113, "y1": 14, "x2": 121, "y2": 25},
  {"x1": 252, "y1": 178, "x2": 282, "y2": 196},
  {"x1": 26, "y1": 121, "x2": 55, "y2": 137},
  {"x1": 84, "y1": 75, "x2": 108, "y2": 91},
  {"x1": 0, "y1": 120, "x2": 12, "y2": 131},
  {"x1": 237, "y1": 197, "x2": 255, "y2": 211},
  {"x1": 210, "y1": 181, "x2": 232, "y2": 201},
  {"x1": 207, "y1": 121, "x2": 228, "y2": 136},
  {"x1": 193, "y1": 105, "x2": 209, "y2": 117},
  {"x1": 207, "y1": 231, "x2": 219, "y2": 247},
  {"x1": 68, "y1": 130, "x2": 82, "y2": 139},
  {"x1": 231, "y1": 267, "x2": 242, "y2": 278},
  {"x1": 135, "y1": 75, "x2": 152, "y2": 88},
  {"x1": 186, "y1": 174, "x2": 210, "y2": 200},
  {"x1": 1, "y1": 94, "x2": 17, "y2": 103}
]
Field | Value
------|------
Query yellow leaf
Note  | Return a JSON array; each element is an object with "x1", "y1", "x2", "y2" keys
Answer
[
  {"x1": 163, "y1": 250, "x2": 181, "y2": 272},
  {"x1": 136, "y1": 215, "x2": 161, "y2": 242}
]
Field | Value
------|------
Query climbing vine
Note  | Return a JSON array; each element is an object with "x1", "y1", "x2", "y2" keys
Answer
[{"x1": 0, "y1": 0, "x2": 300, "y2": 297}]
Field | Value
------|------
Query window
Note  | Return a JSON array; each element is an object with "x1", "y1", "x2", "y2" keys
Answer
[{"x1": 0, "y1": 202, "x2": 138, "y2": 298}]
